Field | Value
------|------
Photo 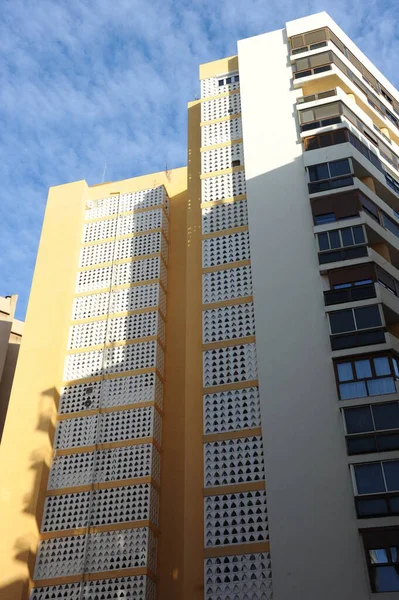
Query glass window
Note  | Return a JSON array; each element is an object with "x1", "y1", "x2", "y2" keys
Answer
[
  {"x1": 368, "y1": 377, "x2": 396, "y2": 396},
  {"x1": 353, "y1": 226, "x2": 365, "y2": 244},
  {"x1": 383, "y1": 461, "x2": 399, "y2": 491},
  {"x1": 329, "y1": 158, "x2": 351, "y2": 177},
  {"x1": 309, "y1": 163, "x2": 329, "y2": 182},
  {"x1": 371, "y1": 566, "x2": 399, "y2": 592},
  {"x1": 315, "y1": 213, "x2": 335, "y2": 225},
  {"x1": 369, "y1": 549, "x2": 389, "y2": 564},
  {"x1": 218, "y1": 79, "x2": 224, "y2": 86},
  {"x1": 354, "y1": 463, "x2": 385, "y2": 494},
  {"x1": 329, "y1": 310, "x2": 355, "y2": 334},
  {"x1": 340, "y1": 381, "x2": 367, "y2": 399},
  {"x1": 391, "y1": 547, "x2": 399, "y2": 563},
  {"x1": 234, "y1": 75, "x2": 239, "y2": 82},
  {"x1": 226, "y1": 77, "x2": 232, "y2": 84},
  {"x1": 334, "y1": 283, "x2": 352, "y2": 289},
  {"x1": 354, "y1": 306, "x2": 381, "y2": 330},
  {"x1": 337, "y1": 362, "x2": 353, "y2": 381},
  {"x1": 373, "y1": 403, "x2": 399, "y2": 430},
  {"x1": 344, "y1": 406, "x2": 373, "y2": 433},
  {"x1": 374, "y1": 357, "x2": 391, "y2": 376},
  {"x1": 318, "y1": 232, "x2": 329, "y2": 251},
  {"x1": 354, "y1": 279, "x2": 373, "y2": 286},
  {"x1": 393, "y1": 358, "x2": 399, "y2": 379},
  {"x1": 341, "y1": 228, "x2": 354, "y2": 246},
  {"x1": 329, "y1": 230, "x2": 341, "y2": 249},
  {"x1": 355, "y1": 359, "x2": 372, "y2": 378},
  {"x1": 300, "y1": 109, "x2": 315, "y2": 124}
]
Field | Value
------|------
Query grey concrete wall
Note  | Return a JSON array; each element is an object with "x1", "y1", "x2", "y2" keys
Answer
[{"x1": 238, "y1": 28, "x2": 371, "y2": 599}]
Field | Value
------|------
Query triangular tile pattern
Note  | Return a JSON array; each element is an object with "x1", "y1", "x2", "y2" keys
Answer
[{"x1": 201, "y1": 71, "x2": 273, "y2": 599}]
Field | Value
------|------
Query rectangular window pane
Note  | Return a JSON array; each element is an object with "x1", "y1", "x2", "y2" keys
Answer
[
  {"x1": 372, "y1": 566, "x2": 399, "y2": 592},
  {"x1": 341, "y1": 228, "x2": 354, "y2": 246},
  {"x1": 354, "y1": 305, "x2": 381, "y2": 329},
  {"x1": 373, "y1": 403, "x2": 399, "y2": 430},
  {"x1": 329, "y1": 310, "x2": 356, "y2": 334},
  {"x1": 344, "y1": 406, "x2": 373, "y2": 433},
  {"x1": 369, "y1": 549, "x2": 389, "y2": 564},
  {"x1": 352, "y1": 226, "x2": 365, "y2": 244},
  {"x1": 383, "y1": 461, "x2": 399, "y2": 491},
  {"x1": 393, "y1": 358, "x2": 399, "y2": 379},
  {"x1": 337, "y1": 362, "x2": 354, "y2": 381},
  {"x1": 328, "y1": 230, "x2": 341, "y2": 249},
  {"x1": 355, "y1": 359, "x2": 372, "y2": 378},
  {"x1": 329, "y1": 158, "x2": 351, "y2": 177},
  {"x1": 368, "y1": 377, "x2": 396, "y2": 396},
  {"x1": 374, "y1": 357, "x2": 391, "y2": 376},
  {"x1": 391, "y1": 547, "x2": 399, "y2": 563},
  {"x1": 340, "y1": 381, "x2": 367, "y2": 399},
  {"x1": 354, "y1": 463, "x2": 385, "y2": 494},
  {"x1": 318, "y1": 232, "x2": 329, "y2": 251},
  {"x1": 309, "y1": 163, "x2": 329, "y2": 182},
  {"x1": 315, "y1": 213, "x2": 335, "y2": 225}
]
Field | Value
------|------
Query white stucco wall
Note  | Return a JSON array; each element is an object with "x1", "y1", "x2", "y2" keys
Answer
[{"x1": 238, "y1": 26, "x2": 371, "y2": 599}]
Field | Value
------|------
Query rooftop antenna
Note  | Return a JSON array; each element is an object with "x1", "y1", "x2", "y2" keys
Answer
[
  {"x1": 165, "y1": 158, "x2": 171, "y2": 181},
  {"x1": 101, "y1": 161, "x2": 107, "y2": 183}
]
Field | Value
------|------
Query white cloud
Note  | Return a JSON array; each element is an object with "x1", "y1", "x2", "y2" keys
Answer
[{"x1": 0, "y1": 0, "x2": 397, "y2": 317}]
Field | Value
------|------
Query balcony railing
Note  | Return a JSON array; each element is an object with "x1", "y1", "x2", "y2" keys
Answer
[
  {"x1": 330, "y1": 328, "x2": 386, "y2": 351},
  {"x1": 324, "y1": 284, "x2": 377, "y2": 305},
  {"x1": 356, "y1": 492, "x2": 399, "y2": 518}
]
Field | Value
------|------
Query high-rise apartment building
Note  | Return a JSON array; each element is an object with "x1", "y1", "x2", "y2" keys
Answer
[{"x1": 1, "y1": 10, "x2": 399, "y2": 600}]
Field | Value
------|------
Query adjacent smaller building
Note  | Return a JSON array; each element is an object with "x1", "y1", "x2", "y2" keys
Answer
[{"x1": 0, "y1": 295, "x2": 23, "y2": 442}]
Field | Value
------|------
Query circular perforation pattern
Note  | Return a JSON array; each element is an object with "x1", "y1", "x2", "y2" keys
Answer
[
  {"x1": 202, "y1": 231, "x2": 250, "y2": 268},
  {"x1": 203, "y1": 265, "x2": 253, "y2": 304},
  {"x1": 203, "y1": 387, "x2": 261, "y2": 434},
  {"x1": 204, "y1": 436, "x2": 265, "y2": 487},
  {"x1": 203, "y1": 302, "x2": 255, "y2": 343},
  {"x1": 201, "y1": 143, "x2": 243, "y2": 174},
  {"x1": 202, "y1": 199, "x2": 248, "y2": 235},
  {"x1": 205, "y1": 489, "x2": 268, "y2": 548},
  {"x1": 201, "y1": 93, "x2": 241, "y2": 122},
  {"x1": 201, "y1": 117, "x2": 243, "y2": 148},
  {"x1": 202, "y1": 171, "x2": 246, "y2": 203},
  {"x1": 204, "y1": 552, "x2": 273, "y2": 600},
  {"x1": 203, "y1": 343, "x2": 258, "y2": 388}
]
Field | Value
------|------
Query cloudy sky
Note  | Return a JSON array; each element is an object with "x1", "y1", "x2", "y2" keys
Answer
[{"x1": 1, "y1": 0, "x2": 398, "y2": 319}]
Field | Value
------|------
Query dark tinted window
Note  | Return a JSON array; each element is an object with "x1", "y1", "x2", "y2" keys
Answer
[
  {"x1": 309, "y1": 163, "x2": 329, "y2": 181},
  {"x1": 315, "y1": 213, "x2": 335, "y2": 225},
  {"x1": 329, "y1": 230, "x2": 341, "y2": 248},
  {"x1": 354, "y1": 463, "x2": 385, "y2": 494},
  {"x1": 329, "y1": 310, "x2": 355, "y2": 334},
  {"x1": 318, "y1": 232, "x2": 329, "y2": 251},
  {"x1": 373, "y1": 403, "x2": 399, "y2": 430},
  {"x1": 384, "y1": 461, "x2": 399, "y2": 491},
  {"x1": 355, "y1": 305, "x2": 381, "y2": 329},
  {"x1": 341, "y1": 228, "x2": 354, "y2": 246},
  {"x1": 353, "y1": 226, "x2": 365, "y2": 244},
  {"x1": 329, "y1": 158, "x2": 351, "y2": 177},
  {"x1": 344, "y1": 406, "x2": 373, "y2": 434}
]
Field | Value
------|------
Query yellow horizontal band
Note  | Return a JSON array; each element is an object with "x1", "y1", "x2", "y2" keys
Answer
[
  {"x1": 202, "y1": 225, "x2": 248, "y2": 239},
  {"x1": 200, "y1": 165, "x2": 244, "y2": 180},
  {"x1": 202, "y1": 296, "x2": 253, "y2": 311},
  {"x1": 204, "y1": 480, "x2": 265, "y2": 496},
  {"x1": 203, "y1": 379, "x2": 259, "y2": 395},
  {"x1": 203, "y1": 335, "x2": 256, "y2": 351},
  {"x1": 201, "y1": 194, "x2": 246, "y2": 208},
  {"x1": 200, "y1": 138, "x2": 243, "y2": 152},
  {"x1": 202, "y1": 259, "x2": 251, "y2": 274}
]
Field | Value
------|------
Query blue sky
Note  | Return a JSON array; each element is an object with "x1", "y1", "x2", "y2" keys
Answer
[{"x1": 1, "y1": 0, "x2": 398, "y2": 319}]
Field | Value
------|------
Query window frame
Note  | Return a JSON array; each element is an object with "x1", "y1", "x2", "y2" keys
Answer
[{"x1": 334, "y1": 353, "x2": 399, "y2": 400}]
